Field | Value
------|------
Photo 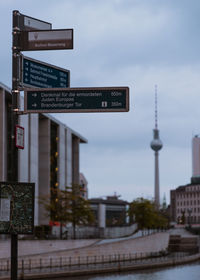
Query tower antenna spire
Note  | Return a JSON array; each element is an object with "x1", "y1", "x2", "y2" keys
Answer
[{"x1": 155, "y1": 84, "x2": 158, "y2": 129}]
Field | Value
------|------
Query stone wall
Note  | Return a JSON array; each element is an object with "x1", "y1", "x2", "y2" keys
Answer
[{"x1": 60, "y1": 224, "x2": 137, "y2": 239}]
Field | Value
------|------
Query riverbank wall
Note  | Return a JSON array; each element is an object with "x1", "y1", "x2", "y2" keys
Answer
[
  {"x1": 0, "y1": 252, "x2": 199, "y2": 280},
  {"x1": 0, "y1": 228, "x2": 198, "y2": 279}
]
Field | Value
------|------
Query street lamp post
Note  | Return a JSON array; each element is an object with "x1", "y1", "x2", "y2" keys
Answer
[{"x1": 11, "y1": 10, "x2": 21, "y2": 280}]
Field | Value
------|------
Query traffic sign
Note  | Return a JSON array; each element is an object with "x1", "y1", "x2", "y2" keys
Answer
[
  {"x1": 20, "y1": 55, "x2": 70, "y2": 88},
  {"x1": 24, "y1": 87, "x2": 129, "y2": 113},
  {"x1": 19, "y1": 13, "x2": 52, "y2": 30},
  {"x1": 20, "y1": 29, "x2": 73, "y2": 51}
]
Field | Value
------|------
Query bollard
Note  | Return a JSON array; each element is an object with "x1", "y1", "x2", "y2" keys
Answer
[
  {"x1": 21, "y1": 259, "x2": 24, "y2": 272},
  {"x1": 7, "y1": 260, "x2": 9, "y2": 271},
  {"x1": 19, "y1": 260, "x2": 24, "y2": 280},
  {"x1": 50, "y1": 258, "x2": 52, "y2": 269}
]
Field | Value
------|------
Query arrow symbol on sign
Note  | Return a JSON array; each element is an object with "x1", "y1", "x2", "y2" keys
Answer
[
  {"x1": 32, "y1": 103, "x2": 37, "y2": 108},
  {"x1": 32, "y1": 93, "x2": 37, "y2": 97}
]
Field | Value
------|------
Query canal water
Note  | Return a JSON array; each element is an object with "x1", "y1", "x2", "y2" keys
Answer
[{"x1": 51, "y1": 261, "x2": 200, "y2": 280}]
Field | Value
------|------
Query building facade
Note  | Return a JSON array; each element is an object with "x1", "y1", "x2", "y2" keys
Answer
[
  {"x1": 170, "y1": 136, "x2": 200, "y2": 224},
  {"x1": 79, "y1": 172, "x2": 88, "y2": 199},
  {"x1": 89, "y1": 195, "x2": 128, "y2": 227},
  {"x1": 170, "y1": 183, "x2": 200, "y2": 224},
  {"x1": 0, "y1": 82, "x2": 87, "y2": 226},
  {"x1": 192, "y1": 135, "x2": 200, "y2": 181}
]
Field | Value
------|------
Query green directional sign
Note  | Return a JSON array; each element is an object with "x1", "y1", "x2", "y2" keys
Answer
[
  {"x1": 20, "y1": 55, "x2": 70, "y2": 88},
  {"x1": 24, "y1": 87, "x2": 129, "y2": 113}
]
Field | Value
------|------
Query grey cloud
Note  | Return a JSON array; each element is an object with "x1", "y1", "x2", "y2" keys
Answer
[{"x1": 1, "y1": 0, "x2": 200, "y2": 203}]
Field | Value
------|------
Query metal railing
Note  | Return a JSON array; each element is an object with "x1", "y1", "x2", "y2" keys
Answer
[{"x1": 0, "y1": 251, "x2": 192, "y2": 277}]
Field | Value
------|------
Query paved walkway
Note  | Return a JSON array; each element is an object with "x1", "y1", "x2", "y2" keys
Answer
[
  {"x1": 0, "y1": 239, "x2": 98, "y2": 259},
  {"x1": 0, "y1": 228, "x2": 194, "y2": 260}
]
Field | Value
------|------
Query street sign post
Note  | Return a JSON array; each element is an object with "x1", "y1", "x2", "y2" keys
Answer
[
  {"x1": 19, "y1": 13, "x2": 52, "y2": 31},
  {"x1": 20, "y1": 55, "x2": 70, "y2": 88},
  {"x1": 11, "y1": 10, "x2": 71, "y2": 280},
  {"x1": 24, "y1": 87, "x2": 129, "y2": 113},
  {"x1": 20, "y1": 29, "x2": 73, "y2": 51}
]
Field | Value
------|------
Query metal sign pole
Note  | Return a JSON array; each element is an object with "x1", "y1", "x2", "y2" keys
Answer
[{"x1": 11, "y1": 10, "x2": 20, "y2": 280}]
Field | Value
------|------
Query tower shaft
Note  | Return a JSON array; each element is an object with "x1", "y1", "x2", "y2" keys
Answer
[{"x1": 154, "y1": 151, "x2": 160, "y2": 207}]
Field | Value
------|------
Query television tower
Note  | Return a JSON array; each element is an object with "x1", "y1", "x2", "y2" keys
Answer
[{"x1": 150, "y1": 85, "x2": 163, "y2": 208}]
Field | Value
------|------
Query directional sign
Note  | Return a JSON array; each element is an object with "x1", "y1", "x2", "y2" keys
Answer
[
  {"x1": 20, "y1": 29, "x2": 73, "y2": 51},
  {"x1": 20, "y1": 55, "x2": 70, "y2": 88},
  {"x1": 19, "y1": 13, "x2": 52, "y2": 30},
  {"x1": 24, "y1": 87, "x2": 129, "y2": 113}
]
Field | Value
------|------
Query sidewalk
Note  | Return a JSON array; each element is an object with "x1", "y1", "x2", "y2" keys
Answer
[
  {"x1": 0, "y1": 239, "x2": 99, "y2": 259},
  {"x1": 0, "y1": 228, "x2": 192, "y2": 260},
  {"x1": 0, "y1": 232, "x2": 169, "y2": 261}
]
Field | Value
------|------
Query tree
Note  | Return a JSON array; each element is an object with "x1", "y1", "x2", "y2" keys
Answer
[
  {"x1": 70, "y1": 184, "x2": 95, "y2": 239},
  {"x1": 39, "y1": 186, "x2": 71, "y2": 239},
  {"x1": 128, "y1": 197, "x2": 168, "y2": 229},
  {"x1": 40, "y1": 184, "x2": 94, "y2": 239}
]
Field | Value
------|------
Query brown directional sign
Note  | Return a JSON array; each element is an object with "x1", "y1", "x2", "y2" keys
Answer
[
  {"x1": 20, "y1": 29, "x2": 73, "y2": 51},
  {"x1": 19, "y1": 13, "x2": 52, "y2": 31},
  {"x1": 24, "y1": 87, "x2": 129, "y2": 113}
]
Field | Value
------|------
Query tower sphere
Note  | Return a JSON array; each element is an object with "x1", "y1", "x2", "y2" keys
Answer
[
  {"x1": 150, "y1": 128, "x2": 163, "y2": 151},
  {"x1": 150, "y1": 138, "x2": 163, "y2": 151}
]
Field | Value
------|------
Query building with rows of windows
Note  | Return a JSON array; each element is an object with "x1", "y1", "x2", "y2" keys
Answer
[
  {"x1": 170, "y1": 183, "x2": 200, "y2": 224},
  {"x1": 0, "y1": 82, "x2": 88, "y2": 227},
  {"x1": 170, "y1": 136, "x2": 200, "y2": 224}
]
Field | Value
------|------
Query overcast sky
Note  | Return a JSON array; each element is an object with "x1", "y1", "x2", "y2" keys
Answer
[{"x1": 1, "y1": 0, "x2": 200, "y2": 204}]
